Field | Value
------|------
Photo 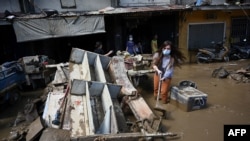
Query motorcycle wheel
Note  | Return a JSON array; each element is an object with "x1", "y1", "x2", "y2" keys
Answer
[
  {"x1": 196, "y1": 53, "x2": 210, "y2": 64},
  {"x1": 229, "y1": 54, "x2": 240, "y2": 60}
]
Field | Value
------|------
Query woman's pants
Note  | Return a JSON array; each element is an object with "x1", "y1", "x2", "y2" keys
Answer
[{"x1": 154, "y1": 73, "x2": 171, "y2": 102}]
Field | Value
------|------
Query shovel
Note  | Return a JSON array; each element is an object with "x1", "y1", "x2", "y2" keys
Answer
[{"x1": 154, "y1": 73, "x2": 167, "y2": 118}]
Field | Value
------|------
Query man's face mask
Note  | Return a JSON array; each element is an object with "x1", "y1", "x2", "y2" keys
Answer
[{"x1": 129, "y1": 38, "x2": 133, "y2": 41}]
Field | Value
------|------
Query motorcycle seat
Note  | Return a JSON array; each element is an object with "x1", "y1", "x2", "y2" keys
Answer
[{"x1": 202, "y1": 48, "x2": 216, "y2": 52}]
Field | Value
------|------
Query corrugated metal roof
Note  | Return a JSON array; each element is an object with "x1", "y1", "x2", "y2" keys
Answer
[
  {"x1": 192, "y1": 4, "x2": 250, "y2": 10},
  {"x1": 9, "y1": 5, "x2": 191, "y2": 20},
  {"x1": 4, "y1": 4, "x2": 250, "y2": 20}
]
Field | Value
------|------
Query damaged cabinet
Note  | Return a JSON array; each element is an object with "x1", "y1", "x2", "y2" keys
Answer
[{"x1": 20, "y1": 55, "x2": 56, "y2": 88}]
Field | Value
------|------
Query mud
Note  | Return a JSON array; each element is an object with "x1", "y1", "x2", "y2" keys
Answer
[
  {"x1": 0, "y1": 59, "x2": 250, "y2": 141},
  {"x1": 138, "y1": 59, "x2": 250, "y2": 141},
  {"x1": 0, "y1": 89, "x2": 44, "y2": 140}
]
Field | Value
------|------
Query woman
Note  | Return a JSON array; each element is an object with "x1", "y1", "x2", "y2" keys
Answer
[
  {"x1": 126, "y1": 35, "x2": 135, "y2": 55},
  {"x1": 151, "y1": 34, "x2": 158, "y2": 54},
  {"x1": 152, "y1": 40, "x2": 186, "y2": 104}
]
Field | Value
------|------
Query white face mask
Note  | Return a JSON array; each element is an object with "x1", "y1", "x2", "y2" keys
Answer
[
  {"x1": 129, "y1": 38, "x2": 133, "y2": 41},
  {"x1": 162, "y1": 49, "x2": 171, "y2": 55}
]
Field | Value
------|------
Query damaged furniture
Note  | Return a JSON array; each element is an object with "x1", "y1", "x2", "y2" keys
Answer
[{"x1": 42, "y1": 48, "x2": 177, "y2": 140}]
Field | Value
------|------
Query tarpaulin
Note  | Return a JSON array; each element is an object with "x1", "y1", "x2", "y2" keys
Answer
[{"x1": 12, "y1": 15, "x2": 105, "y2": 42}]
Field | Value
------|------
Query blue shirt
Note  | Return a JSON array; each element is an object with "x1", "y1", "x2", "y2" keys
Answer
[{"x1": 126, "y1": 41, "x2": 135, "y2": 55}]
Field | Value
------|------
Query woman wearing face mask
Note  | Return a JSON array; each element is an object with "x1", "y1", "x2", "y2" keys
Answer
[
  {"x1": 126, "y1": 35, "x2": 135, "y2": 55},
  {"x1": 152, "y1": 40, "x2": 186, "y2": 104}
]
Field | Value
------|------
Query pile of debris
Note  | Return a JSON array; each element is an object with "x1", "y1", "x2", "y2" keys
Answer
[
  {"x1": 116, "y1": 51, "x2": 154, "y2": 87},
  {"x1": 3, "y1": 49, "x2": 178, "y2": 141},
  {"x1": 212, "y1": 64, "x2": 250, "y2": 83},
  {"x1": 2, "y1": 94, "x2": 48, "y2": 141}
]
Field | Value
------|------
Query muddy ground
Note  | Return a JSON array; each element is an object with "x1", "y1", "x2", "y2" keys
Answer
[
  {"x1": 138, "y1": 59, "x2": 250, "y2": 141},
  {"x1": 0, "y1": 59, "x2": 250, "y2": 141}
]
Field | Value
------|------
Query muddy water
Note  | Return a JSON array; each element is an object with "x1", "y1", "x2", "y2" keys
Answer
[
  {"x1": 0, "y1": 60, "x2": 249, "y2": 140},
  {"x1": 139, "y1": 59, "x2": 250, "y2": 141}
]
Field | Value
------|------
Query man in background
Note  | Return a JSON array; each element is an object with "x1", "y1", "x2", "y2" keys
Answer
[{"x1": 151, "y1": 34, "x2": 158, "y2": 54}]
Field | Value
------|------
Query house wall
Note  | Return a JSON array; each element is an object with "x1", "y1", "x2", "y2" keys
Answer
[
  {"x1": 33, "y1": 0, "x2": 112, "y2": 12},
  {"x1": 178, "y1": 9, "x2": 249, "y2": 63},
  {"x1": 0, "y1": 0, "x2": 20, "y2": 13},
  {"x1": 119, "y1": 0, "x2": 170, "y2": 6}
]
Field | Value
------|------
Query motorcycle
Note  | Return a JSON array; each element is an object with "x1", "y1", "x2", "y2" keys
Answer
[
  {"x1": 196, "y1": 41, "x2": 229, "y2": 63},
  {"x1": 229, "y1": 39, "x2": 250, "y2": 60}
]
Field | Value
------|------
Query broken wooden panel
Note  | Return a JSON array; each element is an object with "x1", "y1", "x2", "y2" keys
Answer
[
  {"x1": 109, "y1": 56, "x2": 137, "y2": 96},
  {"x1": 108, "y1": 55, "x2": 161, "y2": 132},
  {"x1": 26, "y1": 117, "x2": 44, "y2": 141},
  {"x1": 73, "y1": 132, "x2": 177, "y2": 141},
  {"x1": 127, "y1": 96, "x2": 157, "y2": 120},
  {"x1": 127, "y1": 96, "x2": 162, "y2": 133},
  {"x1": 39, "y1": 128, "x2": 70, "y2": 141}
]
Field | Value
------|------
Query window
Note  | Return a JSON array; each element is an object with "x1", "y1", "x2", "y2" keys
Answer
[
  {"x1": 188, "y1": 23, "x2": 225, "y2": 51},
  {"x1": 60, "y1": 0, "x2": 76, "y2": 9},
  {"x1": 231, "y1": 17, "x2": 250, "y2": 44}
]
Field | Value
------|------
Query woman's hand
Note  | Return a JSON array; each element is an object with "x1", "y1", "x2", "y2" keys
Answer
[
  {"x1": 157, "y1": 70, "x2": 162, "y2": 75},
  {"x1": 153, "y1": 65, "x2": 162, "y2": 75}
]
